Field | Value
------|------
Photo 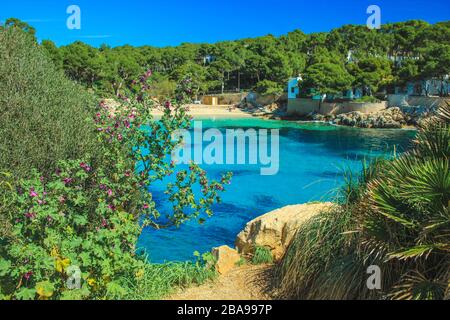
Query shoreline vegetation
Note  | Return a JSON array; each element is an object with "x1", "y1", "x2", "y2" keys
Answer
[
  {"x1": 0, "y1": 18, "x2": 449, "y2": 300},
  {"x1": 5, "y1": 18, "x2": 448, "y2": 108}
]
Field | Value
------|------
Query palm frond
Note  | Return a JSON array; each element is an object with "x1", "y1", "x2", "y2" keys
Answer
[{"x1": 387, "y1": 244, "x2": 447, "y2": 261}]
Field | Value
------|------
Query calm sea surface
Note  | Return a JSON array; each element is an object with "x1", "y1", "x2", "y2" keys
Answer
[{"x1": 138, "y1": 119, "x2": 416, "y2": 262}]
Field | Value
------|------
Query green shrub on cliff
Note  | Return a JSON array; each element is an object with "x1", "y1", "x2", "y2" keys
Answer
[{"x1": 251, "y1": 246, "x2": 274, "y2": 265}]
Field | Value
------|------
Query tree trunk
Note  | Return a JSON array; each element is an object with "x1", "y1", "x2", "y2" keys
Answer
[
  {"x1": 237, "y1": 70, "x2": 241, "y2": 92},
  {"x1": 222, "y1": 72, "x2": 225, "y2": 94}
]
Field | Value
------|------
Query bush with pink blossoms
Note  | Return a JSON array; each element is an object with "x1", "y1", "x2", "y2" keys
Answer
[{"x1": 0, "y1": 71, "x2": 231, "y2": 300}]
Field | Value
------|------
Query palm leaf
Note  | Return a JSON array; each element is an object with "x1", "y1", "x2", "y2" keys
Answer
[{"x1": 387, "y1": 244, "x2": 448, "y2": 261}]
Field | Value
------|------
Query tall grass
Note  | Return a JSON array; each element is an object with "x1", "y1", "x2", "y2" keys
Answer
[
  {"x1": 251, "y1": 246, "x2": 274, "y2": 265},
  {"x1": 122, "y1": 261, "x2": 217, "y2": 300},
  {"x1": 276, "y1": 158, "x2": 384, "y2": 299}
]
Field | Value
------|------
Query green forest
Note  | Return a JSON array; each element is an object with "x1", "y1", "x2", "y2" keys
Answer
[{"x1": 3, "y1": 18, "x2": 450, "y2": 99}]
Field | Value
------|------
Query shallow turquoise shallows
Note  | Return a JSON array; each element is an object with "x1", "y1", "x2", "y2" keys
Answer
[{"x1": 138, "y1": 119, "x2": 416, "y2": 263}]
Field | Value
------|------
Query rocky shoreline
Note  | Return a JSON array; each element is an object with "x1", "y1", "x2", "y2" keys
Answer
[
  {"x1": 253, "y1": 106, "x2": 430, "y2": 129},
  {"x1": 311, "y1": 107, "x2": 427, "y2": 129},
  {"x1": 237, "y1": 97, "x2": 437, "y2": 129}
]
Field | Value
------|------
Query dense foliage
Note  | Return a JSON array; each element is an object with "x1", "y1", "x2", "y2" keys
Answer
[
  {"x1": 0, "y1": 25, "x2": 232, "y2": 300},
  {"x1": 27, "y1": 19, "x2": 450, "y2": 97},
  {"x1": 277, "y1": 106, "x2": 450, "y2": 300},
  {"x1": 0, "y1": 25, "x2": 99, "y2": 179}
]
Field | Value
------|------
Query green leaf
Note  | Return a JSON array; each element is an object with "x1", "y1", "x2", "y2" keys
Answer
[
  {"x1": 73, "y1": 215, "x2": 88, "y2": 226},
  {"x1": 60, "y1": 286, "x2": 90, "y2": 300},
  {"x1": 106, "y1": 281, "x2": 127, "y2": 299},
  {"x1": 388, "y1": 244, "x2": 447, "y2": 261},
  {"x1": 15, "y1": 288, "x2": 36, "y2": 300},
  {"x1": 0, "y1": 259, "x2": 11, "y2": 277}
]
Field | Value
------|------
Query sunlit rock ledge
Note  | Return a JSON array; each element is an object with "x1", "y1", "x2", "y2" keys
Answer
[{"x1": 235, "y1": 202, "x2": 335, "y2": 261}]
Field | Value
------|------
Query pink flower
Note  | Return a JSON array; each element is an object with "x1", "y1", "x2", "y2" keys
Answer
[
  {"x1": 101, "y1": 219, "x2": 108, "y2": 227},
  {"x1": 29, "y1": 188, "x2": 38, "y2": 198},
  {"x1": 107, "y1": 189, "x2": 113, "y2": 197},
  {"x1": 80, "y1": 162, "x2": 92, "y2": 172},
  {"x1": 164, "y1": 101, "x2": 171, "y2": 109},
  {"x1": 24, "y1": 271, "x2": 33, "y2": 281},
  {"x1": 117, "y1": 134, "x2": 123, "y2": 141},
  {"x1": 59, "y1": 196, "x2": 65, "y2": 204},
  {"x1": 63, "y1": 178, "x2": 73, "y2": 185},
  {"x1": 25, "y1": 212, "x2": 36, "y2": 219},
  {"x1": 143, "y1": 204, "x2": 150, "y2": 210}
]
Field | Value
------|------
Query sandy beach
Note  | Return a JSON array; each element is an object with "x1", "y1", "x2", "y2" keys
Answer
[{"x1": 151, "y1": 104, "x2": 256, "y2": 119}]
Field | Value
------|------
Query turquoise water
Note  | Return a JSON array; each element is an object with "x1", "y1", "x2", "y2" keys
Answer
[{"x1": 138, "y1": 119, "x2": 415, "y2": 263}]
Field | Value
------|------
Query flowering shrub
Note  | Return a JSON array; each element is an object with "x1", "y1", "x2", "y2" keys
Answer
[{"x1": 0, "y1": 71, "x2": 231, "y2": 300}]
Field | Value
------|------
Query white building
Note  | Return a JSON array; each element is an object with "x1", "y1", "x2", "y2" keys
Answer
[{"x1": 288, "y1": 76, "x2": 302, "y2": 99}]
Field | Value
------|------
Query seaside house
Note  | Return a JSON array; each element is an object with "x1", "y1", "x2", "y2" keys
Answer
[{"x1": 287, "y1": 78, "x2": 386, "y2": 116}]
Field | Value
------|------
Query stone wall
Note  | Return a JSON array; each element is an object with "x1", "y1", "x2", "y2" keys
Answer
[
  {"x1": 200, "y1": 93, "x2": 248, "y2": 105},
  {"x1": 201, "y1": 92, "x2": 288, "y2": 107},
  {"x1": 246, "y1": 92, "x2": 287, "y2": 107},
  {"x1": 287, "y1": 98, "x2": 387, "y2": 116},
  {"x1": 388, "y1": 94, "x2": 448, "y2": 111}
]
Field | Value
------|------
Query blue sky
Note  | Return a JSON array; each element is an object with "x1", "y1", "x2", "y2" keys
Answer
[{"x1": 1, "y1": 0, "x2": 449, "y2": 47}]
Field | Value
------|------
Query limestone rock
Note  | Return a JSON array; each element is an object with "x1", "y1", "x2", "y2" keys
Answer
[
  {"x1": 331, "y1": 107, "x2": 407, "y2": 128},
  {"x1": 235, "y1": 202, "x2": 334, "y2": 260},
  {"x1": 211, "y1": 245, "x2": 241, "y2": 275}
]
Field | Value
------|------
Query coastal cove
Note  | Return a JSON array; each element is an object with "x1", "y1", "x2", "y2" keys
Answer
[{"x1": 138, "y1": 118, "x2": 416, "y2": 262}]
